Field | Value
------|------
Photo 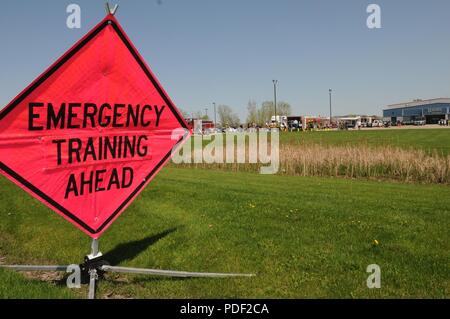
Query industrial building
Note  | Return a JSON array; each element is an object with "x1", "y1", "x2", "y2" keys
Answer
[{"x1": 383, "y1": 98, "x2": 450, "y2": 124}]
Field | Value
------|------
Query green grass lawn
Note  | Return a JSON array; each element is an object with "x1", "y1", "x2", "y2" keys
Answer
[
  {"x1": 280, "y1": 129, "x2": 450, "y2": 155},
  {"x1": 1, "y1": 167, "x2": 449, "y2": 298},
  {"x1": 0, "y1": 268, "x2": 76, "y2": 299}
]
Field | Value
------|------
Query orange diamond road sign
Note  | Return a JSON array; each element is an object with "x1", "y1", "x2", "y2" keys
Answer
[{"x1": 0, "y1": 14, "x2": 191, "y2": 238}]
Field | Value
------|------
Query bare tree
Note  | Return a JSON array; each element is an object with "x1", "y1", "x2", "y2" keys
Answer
[
  {"x1": 259, "y1": 101, "x2": 275, "y2": 125},
  {"x1": 277, "y1": 101, "x2": 292, "y2": 116},
  {"x1": 217, "y1": 105, "x2": 240, "y2": 127},
  {"x1": 247, "y1": 101, "x2": 293, "y2": 126},
  {"x1": 246, "y1": 100, "x2": 258, "y2": 124},
  {"x1": 179, "y1": 108, "x2": 191, "y2": 119},
  {"x1": 192, "y1": 111, "x2": 209, "y2": 120}
]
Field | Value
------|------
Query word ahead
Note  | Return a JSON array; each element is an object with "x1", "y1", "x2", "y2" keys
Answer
[
  {"x1": 65, "y1": 167, "x2": 133, "y2": 199},
  {"x1": 0, "y1": 14, "x2": 191, "y2": 238}
]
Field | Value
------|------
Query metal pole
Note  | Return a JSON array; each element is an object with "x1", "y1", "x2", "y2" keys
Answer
[
  {"x1": 329, "y1": 88, "x2": 332, "y2": 125},
  {"x1": 273, "y1": 80, "x2": 278, "y2": 126},
  {"x1": 87, "y1": 238, "x2": 102, "y2": 260},
  {"x1": 105, "y1": 2, "x2": 119, "y2": 15},
  {"x1": 101, "y1": 265, "x2": 255, "y2": 278},
  {"x1": 213, "y1": 102, "x2": 217, "y2": 129},
  {"x1": 91, "y1": 238, "x2": 99, "y2": 256},
  {"x1": 88, "y1": 269, "x2": 97, "y2": 299},
  {"x1": 0, "y1": 265, "x2": 68, "y2": 271}
]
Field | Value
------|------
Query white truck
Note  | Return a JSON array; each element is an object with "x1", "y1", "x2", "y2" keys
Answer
[{"x1": 371, "y1": 120, "x2": 383, "y2": 128}]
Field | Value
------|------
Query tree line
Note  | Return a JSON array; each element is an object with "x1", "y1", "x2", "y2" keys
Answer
[
  {"x1": 181, "y1": 100, "x2": 292, "y2": 128},
  {"x1": 246, "y1": 100, "x2": 292, "y2": 126}
]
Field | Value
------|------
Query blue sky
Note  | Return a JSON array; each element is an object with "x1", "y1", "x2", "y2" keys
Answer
[{"x1": 1, "y1": 0, "x2": 449, "y2": 120}]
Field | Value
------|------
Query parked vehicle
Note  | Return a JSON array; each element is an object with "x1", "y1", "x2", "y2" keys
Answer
[
  {"x1": 414, "y1": 120, "x2": 426, "y2": 126},
  {"x1": 287, "y1": 116, "x2": 303, "y2": 131},
  {"x1": 371, "y1": 120, "x2": 383, "y2": 128}
]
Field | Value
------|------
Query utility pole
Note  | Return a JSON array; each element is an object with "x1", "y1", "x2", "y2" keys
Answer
[
  {"x1": 213, "y1": 102, "x2": 217, "y2": 128},
  {"x1": 273, "y1": 80, "x2": 278, "y2": 126},
  {"x1": 329, "y1": 88, "x2": 333, "y2": 125}
]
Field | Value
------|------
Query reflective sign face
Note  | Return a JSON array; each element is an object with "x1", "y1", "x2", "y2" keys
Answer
[{"x1": 0, "y1": 15, "x2": 191, "y2": 238}]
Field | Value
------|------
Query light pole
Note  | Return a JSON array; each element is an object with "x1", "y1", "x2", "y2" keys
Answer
[
  {"x1": 213, "y1": 102, "x2": 217, "y2": 128},
  {"x1": 329, "y1": 88, "x2": 333, "y2": 125},
  {"x1": 273, "y1": 80, "x2": 278, "y2": 126},
  {"x1": 205, "y1": 107, "x2": 208, "y2": 119}
]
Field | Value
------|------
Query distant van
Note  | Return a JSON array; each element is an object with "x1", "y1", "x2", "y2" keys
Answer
[
  {"x1": 371, "y1": 120, "x2": 383, "y2": 127},
  {"x1": 414, "y1": 120, "x2": 426, "y2": 126}
]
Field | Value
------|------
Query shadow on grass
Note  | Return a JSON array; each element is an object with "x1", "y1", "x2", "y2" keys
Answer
[{"x1": 103, "y1": 227, "x2": 179, "y2": 266}]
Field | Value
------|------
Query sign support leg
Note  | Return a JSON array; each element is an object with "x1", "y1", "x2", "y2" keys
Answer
[
  {"x1": 1, "y1": 237, "x2": 255, "y2": 299},
  {"x1": 0, "y1": 265, "x2": 68, "y2": 271},
  {"x1": 88, "y1": 269, "x2": 98, "y2": 300},
  {"x1": 101, "y1": 265, "x2": 254, "y2": 278}
]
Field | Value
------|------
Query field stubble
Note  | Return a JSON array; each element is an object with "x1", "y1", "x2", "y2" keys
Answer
[{"x1": 176, "y1": 140, "x2": 450, "y2": 184}]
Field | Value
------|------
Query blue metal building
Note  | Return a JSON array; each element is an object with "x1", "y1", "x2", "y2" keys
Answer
[{"x1": 383, "y1": 98, "x2": 450, "y2": 124}]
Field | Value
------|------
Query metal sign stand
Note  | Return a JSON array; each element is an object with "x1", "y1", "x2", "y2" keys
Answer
[
  {"x1": 1, "y1": 238, "x2": 254, "y2": 299},
  {"x1": 0, "y1": 3, "x2": 254, "y2": 299},
  {"x1": 105, "y1": 2, "x2": 119, "y2": 16}
]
